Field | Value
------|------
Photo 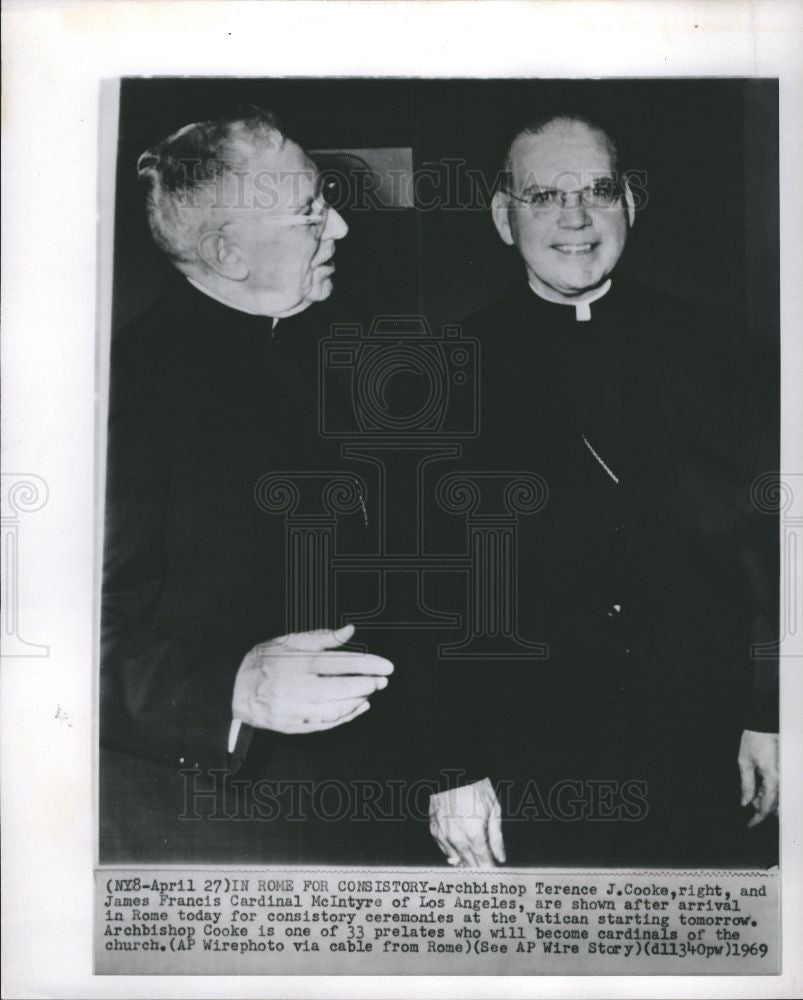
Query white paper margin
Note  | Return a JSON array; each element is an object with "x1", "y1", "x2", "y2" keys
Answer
[{"x1": 2, "y1": 1, "x2": 801, "y2": 998}]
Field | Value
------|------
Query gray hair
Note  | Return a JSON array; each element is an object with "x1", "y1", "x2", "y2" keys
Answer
[{"x1": 136, "y1": 107, "x2": 288, "y2": 264}]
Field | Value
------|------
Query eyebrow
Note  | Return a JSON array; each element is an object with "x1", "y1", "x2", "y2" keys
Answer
[
  {"x1": 295, "y1": 194, "x2": 317, "y2": 214},
  {"x1": 292, "y1": 172, "x2": 325, "y2": 214}
]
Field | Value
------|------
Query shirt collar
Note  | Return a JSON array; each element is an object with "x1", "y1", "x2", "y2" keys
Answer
[
  {"x1": 527, "y1": 278, "x2": 612, "y2": 322},
  {"x1": 186, "y1": 277, "x2": 279, "y2": 329}
]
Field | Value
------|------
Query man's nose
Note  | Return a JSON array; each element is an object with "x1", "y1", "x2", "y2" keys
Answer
[
  {"x1": 557, "y1": 203, "x2": 591, "y2": 229},
  {"x1": 324, "y1": 206, "x2": 349, "y2": 240}
]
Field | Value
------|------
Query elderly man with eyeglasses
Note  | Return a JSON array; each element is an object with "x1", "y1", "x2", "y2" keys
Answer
[
  {"x1": 428, "y1": 112, "x2": 778, "y2": 870},
  {"x1": 100, "y1": 108, "x2": 409, "y2": 864}
]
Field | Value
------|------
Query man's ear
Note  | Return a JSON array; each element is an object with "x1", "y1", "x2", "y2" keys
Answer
[
  {"x1": 622, "y1": 176, "x2": 636, "y2": 228},
  {"x1": 491, "y1": 190, "x2": 515, "y2": 246},
  {"x1": 197, "y1": 229, "x2": 249, "y2": 280}
]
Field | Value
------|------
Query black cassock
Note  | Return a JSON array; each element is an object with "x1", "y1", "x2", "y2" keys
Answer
[
  {"x1": 101, "y1": 276, "x2": 777, "y2": 868},
  {"x1": 420, "y1": 277, "x2": 778, "y2": 868},
  {"x1": 100, "y1": 279, "x2": 433, "y2": 864}
]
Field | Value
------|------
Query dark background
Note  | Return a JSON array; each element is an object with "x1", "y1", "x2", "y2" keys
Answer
[{"x1": 112, "y1": 77, "x2": 779, "y2": 346}]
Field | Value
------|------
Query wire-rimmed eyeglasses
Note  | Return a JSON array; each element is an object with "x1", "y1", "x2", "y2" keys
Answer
[
  {"x1": 505, "y1": 177, "x2": 622, "y2": 212},
  {"x1": 266, "y1": 176, "x2": 340, "y2": 230}
]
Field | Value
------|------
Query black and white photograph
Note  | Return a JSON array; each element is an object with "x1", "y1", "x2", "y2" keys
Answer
[
  {"x1": 101, "y1": 76, "x2": 780, "y2": 872},
  {"x1": 3, "y1": 1, "x2": 802, "y2": 995}
]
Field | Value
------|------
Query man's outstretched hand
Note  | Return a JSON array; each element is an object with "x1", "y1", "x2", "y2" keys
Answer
[
  {"x1": 232, "y1": 624, "x2": 393, "y2": 734},
  {"x1": 738, "y1": 729, "x2": 779, "y2": 829},
  {"x1": 429, "y1": 778, "x2": 506, "y2": 867}
]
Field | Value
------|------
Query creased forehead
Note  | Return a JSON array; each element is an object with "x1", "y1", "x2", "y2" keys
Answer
[
  {"x1": 219, "y1": 140, "x2": 318, "y2": 211},
  {"x1": 252, "y1": 141, "x2": 316, "y2": 176}
]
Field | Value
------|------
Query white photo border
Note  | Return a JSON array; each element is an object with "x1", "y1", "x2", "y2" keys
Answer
[{"x1": 2, "y1": 1, "x2": 801, "y2": 998}]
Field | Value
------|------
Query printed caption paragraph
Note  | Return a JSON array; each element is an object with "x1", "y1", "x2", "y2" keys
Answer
[{"x1": 96, "y1": 869, "x2": 779, "y2": 974}]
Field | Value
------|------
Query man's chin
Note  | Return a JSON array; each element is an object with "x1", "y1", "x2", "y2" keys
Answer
[
  {"x1": 309, "y1": 275, "x2": 335, "y2": 302},
  {"x1": 548, "y1": 269, "x2": 609, "y2": 299},
  {"x1": 272, "y1": 279, "x2": 334, "y2": 318}
]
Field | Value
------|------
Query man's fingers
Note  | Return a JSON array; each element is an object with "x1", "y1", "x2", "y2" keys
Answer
[
  {"x1": 430, "y1": 826, "x2": 459, "y2": 866},
  {"x1": 488, "y1": 808, "x2": 507, "y2": 865},
  {"x1": 314, "y1": 653, "x2": 394, "y2": 677},
  {"x1": 467, "y1": 833, "x2": 494, "y2": 867},
  {"x1": 767, "y1": 778, "x2": 780, "y2": 813},
  {"x1": 442, "y1": 830, "x2": 478, "y2": 867},
  {"x1": 313, "y1": 674, "x2": 389, "y2": 701},
  {"x1": 318, "y1": 698, "x2": 369, "y2": 723},
  {"x1": 304, "y1": 699, "x2": 370, "y2": 732},
  {"x1": 739, "y1": 760, "x2": 756, "y2": 808},
  {"x1": 429, "y1": 814, "x2": 476, "y2": 867},
  {"x1": 449, "y1": 825, "x2": 488, "y2": 867},
  {"x1": 747, "y1": 780, "x2": 779, "y2": 829},
  {"x1": 271, "y1": 624, "x2": 356, "y2": 654},
  {"x1": 747, "y1": 796, "x2": 772, "y2": 829},
  {"x1": 459, "y1": 840, "x2": 483, "y2": 867},
  {"x1": 431, "y1": 812, "x2": 495, "y2": 867}
]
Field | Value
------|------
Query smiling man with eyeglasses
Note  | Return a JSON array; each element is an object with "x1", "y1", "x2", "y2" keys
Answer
[
  {"x1": 492, "y1": 114, "x2": 634, "y2": 314},
  {"x1": 428, "y1": 111, "x2": 778, "y2": 872}
]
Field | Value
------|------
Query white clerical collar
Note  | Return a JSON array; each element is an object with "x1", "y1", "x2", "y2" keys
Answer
[
  {"x1": 528, "y1": 278, "x2": 612, "y2": 322},
  {"x1": 186, "y1": 277, "x2": 279, "y2": 329}
]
